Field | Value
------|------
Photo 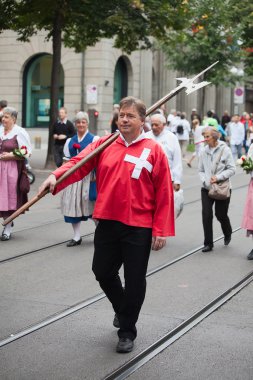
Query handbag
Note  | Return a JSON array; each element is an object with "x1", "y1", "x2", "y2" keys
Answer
[
  {"x1": 208, "y1": 146, "x2": 230, "y2": 200},
  {"x1": 89, "y1": 170, "x2": 97, "y2": 201},
  {"x1": 19, "y1": 169, "x2": 30, "y2": 194},
  {"x1": 208, "y1": 179, "x2": 230, "y2": 200},
  {"x1": 176, "y1": 125, "x2": 184, "y2": 134},
  {"x1": 174, "y1": 189, "x2": 184, "y2": 218}
]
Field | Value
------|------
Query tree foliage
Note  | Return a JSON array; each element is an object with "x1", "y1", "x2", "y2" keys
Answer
[
  {"x1": 229, "y1": 0, "x2": 253, "y2": 77},
  {"x1": 160, "y1": 0, "x2": 248, "y2": 85},
  {"x1": 2, "y1": 0, "x2": 187, "y2": 53}
]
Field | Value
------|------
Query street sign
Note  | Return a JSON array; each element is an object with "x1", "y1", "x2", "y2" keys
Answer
[
  {"x1": 234, "y1": 86, "x2": 244, "y2": 104},
  {"x1": 86, "y1": 84, "x2": 98, "y2": 105}
]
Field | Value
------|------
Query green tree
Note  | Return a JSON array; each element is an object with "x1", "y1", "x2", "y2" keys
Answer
[
  {"x1": 160, "y1": 0, "x2": 245, "y2": 115},
  {"x1": 0, "y1": 0, "x2": 188, "y2": 166},
  {"x1": 230, "y1": 0, "x2": 253, "y2": 77}
]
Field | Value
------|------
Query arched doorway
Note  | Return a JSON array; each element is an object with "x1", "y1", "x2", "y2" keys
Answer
[
  {"x1": 22, "y1": 54, "x2": 64, "y2": 128},
  {"x1": 113, "y1": 57, "x2": 128, "y2": 104}
]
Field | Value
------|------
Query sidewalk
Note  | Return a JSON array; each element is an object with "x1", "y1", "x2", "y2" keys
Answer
[{"x1": 28, "y1": 128, "x2": 48, "y2": 170}]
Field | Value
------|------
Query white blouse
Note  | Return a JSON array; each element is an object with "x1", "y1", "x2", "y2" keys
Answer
[{"x1": 0, "y1": 124, "x2": 32, "y2": 156}]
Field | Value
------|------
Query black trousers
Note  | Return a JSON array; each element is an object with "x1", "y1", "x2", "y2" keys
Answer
[
  {"x1": 201, "y1": 188, "x2": 232, "y2": 247},
  {"x1": 92, "y1": 220, "x2": 152, "y2": 340},
  {"x1": 53, "y1": 144, "x2": 64, "y2": 167}
]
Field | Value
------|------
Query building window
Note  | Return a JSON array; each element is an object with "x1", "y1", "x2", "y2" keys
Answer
[
  {"x1": 113, "y1": 57, "x2": 128, "y2": 104},
  {"x1": 22, "y1": 54, "x2": 64, "y2": 128}
]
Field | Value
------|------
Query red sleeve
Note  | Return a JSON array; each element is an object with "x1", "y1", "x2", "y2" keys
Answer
[
  {"x1": 52, "y1": 136, "x2": 108, "y2": 194},
  {"x1": 152, "y1": 146, "x2": 175, "y2": 237}
]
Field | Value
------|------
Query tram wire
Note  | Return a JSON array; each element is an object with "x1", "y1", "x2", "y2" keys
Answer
[
  {"x1": 0, "y1": 227, "x2": 241, "y2": 348},
  {"x1": 103, "y1": 268, "x2": 253, "y2": 380}
]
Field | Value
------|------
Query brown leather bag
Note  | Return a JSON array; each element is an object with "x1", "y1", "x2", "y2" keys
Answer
[{"x1": 208, "y1": 179, "x2": 230, "y2": 200}]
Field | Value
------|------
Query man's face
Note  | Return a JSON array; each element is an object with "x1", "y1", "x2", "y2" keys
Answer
[
  {"x1": 118, "y1": 105, "x2": 143, "y2": 142},
  {"x1": 59, "y1": 109, "x2": 66, "y2": 120},
  {"x1": 234, "y1": 115, "x2": 240, "y2": 123},
  {"x1": 151, "y1": 116, "x2": 165, "y2": 136}
]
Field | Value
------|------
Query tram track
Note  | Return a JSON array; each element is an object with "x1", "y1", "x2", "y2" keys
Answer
[
  {"x1": 14, "y1": 217, "x2": 63, "y2": 233},
  {"x1": 0, "y1": 232, "x2": 95, "y2": 264},
  {"x1": 103, "y1": 268, "x2": 253, "y2": 380},
  {"x1": 0, "y1": 227, "x2": 241, "y2": 348}
]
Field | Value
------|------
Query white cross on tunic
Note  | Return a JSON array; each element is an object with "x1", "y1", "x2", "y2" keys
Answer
[{"x1": 124, "y1": 148, "x2": 153, "y2": 179}]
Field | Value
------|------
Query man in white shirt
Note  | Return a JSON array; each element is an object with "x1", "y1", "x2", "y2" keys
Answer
[
  {"x1": 146, "y1": 113, "x2": 182, "y2": 191},
  {"x1": 166, "y1": 109, "x2": 177, "y2": 132},
  {"x1": 226, "y1": 114, "x2": 245, "y2": 160},
  {"x1": 174, "y1": 112, "x2": 191, "y2": 158}
]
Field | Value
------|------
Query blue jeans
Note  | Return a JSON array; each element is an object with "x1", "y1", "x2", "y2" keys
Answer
[{"x1": 231, "y1": 144, "x2": 242, "y2": 160}]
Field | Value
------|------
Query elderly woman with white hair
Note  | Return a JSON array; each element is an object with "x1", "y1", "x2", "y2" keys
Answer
[
  {"x1": 0, "y1": 107, "x2": 32, "y2": 240},
  {"x1": 198, "y1": 126, "x2": 236, "y2": 252},
  {"x1": 61, "y1": 111, "x2": 99, "y2": 247}
]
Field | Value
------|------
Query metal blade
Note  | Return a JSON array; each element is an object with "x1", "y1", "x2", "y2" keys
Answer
[
  {"x1": 176, "y1": 61, "x2": 219, "y2": 95},
  {"x1": 185, "y1": 81, "x2": 211, "y2": 95},
  {"x1": 146, "y1": 61, "x2": 219, "y2": 115}
]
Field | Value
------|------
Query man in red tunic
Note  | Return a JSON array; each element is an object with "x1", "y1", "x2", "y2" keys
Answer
[{"x1": 39, "y1": 97, "x2": 175, "y2": 353}]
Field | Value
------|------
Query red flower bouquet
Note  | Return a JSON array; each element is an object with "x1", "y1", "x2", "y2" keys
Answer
[
  {"x1": 237, "y1": 155, "x2": 253, "y2": 174},
  {"x1": 13, "y1": 145, "x2": 29, "y2": 158}
]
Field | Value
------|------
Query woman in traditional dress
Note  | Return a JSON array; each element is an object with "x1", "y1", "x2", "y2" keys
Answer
[
  {"x1": 241, "y1": 143, "x2": 253, "y2": 260},
  {"x1": 0, "y1": 107, "x2": 32, "y2": 241},
  {"x1": 61, "y1": 111, "x2": 99, "y2": 247}
]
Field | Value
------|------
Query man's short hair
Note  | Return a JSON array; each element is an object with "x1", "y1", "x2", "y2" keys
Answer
[
  {"x1": 119, "y1": 96, "x2": 146, "y2": 121},
  {"x1": 0, "y1": 100, "x2": 8, "y2": 109},
  {"x1": 151, "y1": 113, "x2": 166, "y2": 124}
]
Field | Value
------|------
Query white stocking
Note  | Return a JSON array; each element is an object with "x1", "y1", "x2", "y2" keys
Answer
[
  {"x1": 72, "y1": 222, "x2": 81, "y2": 241},
  {"x1": 3, "y1": 221, "x2": 13, "y2": 237}
]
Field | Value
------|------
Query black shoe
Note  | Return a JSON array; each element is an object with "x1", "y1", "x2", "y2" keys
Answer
[
  {"x1": 247, "y1": 250, "x2": 253, "y2": 260},
  {"x1": 202, "y1": 245, "x2": 213, "y2": 252},
  {"x1": 113, "y1": 314, "x2": 120, "y2": 328},
  {"x1": 1, "y1": 233, "x2": 11, "y2": 241},
  {"x1": 116, "y1": 338, "x2": 134, "y2": 353},
  {"x1": 66, "y1": 238, "x2": 82, "y2": 247},
  {"x1": 224, "y1": 235, "x2": 231, "y2": 246}
]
